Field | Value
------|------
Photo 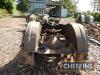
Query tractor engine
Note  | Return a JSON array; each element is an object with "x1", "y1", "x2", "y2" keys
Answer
[{"x1": 38, "y1": 18, "x2": 70, "y2": 54}]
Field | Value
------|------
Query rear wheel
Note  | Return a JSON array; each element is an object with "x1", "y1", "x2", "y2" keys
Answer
[
  {"x1": 63, "y1": 23, "x2": 88, "y2": 75},
  {"x1": 64, "y1": 23, "x2": 88, "y2": 61}
]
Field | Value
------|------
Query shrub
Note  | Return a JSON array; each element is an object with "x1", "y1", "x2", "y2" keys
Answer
[
  {"x1": 0, "y1": 9, "x2": 9, "y2": 16},
  {"x1": 17, "y1": 0, "x2": 30, "y2": 13},
  {"x1": 90, "y1": 12, "x2": 100, "y2": 22},
  {"x1": 74, "y1": 12, "x2": 81, "y2": 18}
]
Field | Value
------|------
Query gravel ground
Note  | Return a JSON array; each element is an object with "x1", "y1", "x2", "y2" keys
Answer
[
  {"x1": 85, "y1": 43, "x2": 100, "y2": 75},
  {"x1": 0, "y1": 17, "x2": 100, "y2": 75},
  {"x1": 0, "y1": 17, "x2": 26, "y2": 68}
]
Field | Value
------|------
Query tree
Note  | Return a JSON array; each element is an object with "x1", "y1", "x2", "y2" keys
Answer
[
  {"x1": 63, "y1": 0, "x2": 76, "y2": 13},
  {"x1": 0, "y1": 0, "x2": 16, "y2": 13},
  {"x1": 17, "y1": 0, "x2": 30, "y2": 13}
]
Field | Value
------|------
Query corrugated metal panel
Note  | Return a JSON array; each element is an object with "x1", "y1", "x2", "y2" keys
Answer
[
  {"x1": 29, "y1": 0, "x2": 47, "y2": 14},
  {"x1": 29, "y1": 0, "x2": 62, "y2": 14}
]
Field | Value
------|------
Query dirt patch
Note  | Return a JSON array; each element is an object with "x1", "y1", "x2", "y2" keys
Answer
[{"x1": 0, "y1": 17, "x2": 26, "y2": 68}]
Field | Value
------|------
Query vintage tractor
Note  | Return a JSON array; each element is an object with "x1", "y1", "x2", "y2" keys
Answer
[{"x1": 24, "y1": 0, "x2": 89, "y2": 73}]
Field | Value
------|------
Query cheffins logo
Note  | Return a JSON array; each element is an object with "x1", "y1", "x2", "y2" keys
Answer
[{"x1": 61, "y1": 61, "x2": 94, "y2": 71}]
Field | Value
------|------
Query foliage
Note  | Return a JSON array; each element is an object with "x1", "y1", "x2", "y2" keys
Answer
[
  {"x1": 75, "y1": 12, "x2": 100, "y2": 22},
  {"x1": 0, "y1": 9, "x2": 9, "y2": 16},
  {"x1": 63, "y1": 0, "x2": 76, "y2": 13},
  {"x1": 74, "y1": 12, "x2": 81, "y2": 18},
  {"x1": 17, "y1": 0, "x2": 30, "y2": 13},
  {"x1": 90, "y1": 12, "x2": 100, "y2": 22},
  {"x1": 0, "y1": 0, "x2": 16, "y2": 13}
]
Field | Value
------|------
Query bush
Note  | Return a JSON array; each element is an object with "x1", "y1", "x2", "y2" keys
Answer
[
  {"x1": 17, "y1": 0, "x2": 30, "y2": 13},
  {"x1": 90, "y1": 12, "x2": 100, "y2": 22},
  {"x1": 74, "y1": 12, "x2": 81, "y2": 18},
  {"x1": 0, "y1": 0, "x2": 13, "y2": 14},
  {"x1": 0, "y1": 9, "x2": 9, "y2": 16}
]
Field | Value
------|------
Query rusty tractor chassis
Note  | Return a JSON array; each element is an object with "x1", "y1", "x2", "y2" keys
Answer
[
  {"x1": 24, "y1": 16, "x2": 89, "y2": 66},
  {"x1": 24, "y1": 0, "x2": 89, "y2": 72}
]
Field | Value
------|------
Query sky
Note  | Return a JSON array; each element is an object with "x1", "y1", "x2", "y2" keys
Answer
[{"x1": 77, "y1": 0, "x2": 93, "y2": 12}]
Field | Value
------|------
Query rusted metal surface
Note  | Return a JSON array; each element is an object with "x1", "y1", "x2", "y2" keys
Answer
[
  {"x1": 24, "y1": 21, "x2": 41, "y2": 52},
  {"x1": 67, "y1": 23, "x2": 88, "y2": 53},
  {"x1": 42, "y1": 23, "x2": 88, "y2": 54}
]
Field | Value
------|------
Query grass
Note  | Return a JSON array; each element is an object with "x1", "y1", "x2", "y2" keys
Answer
[
  {"x1": 0, "y1": 9, "x2": 27, "y2": 18},
  {"x1": 0, "y1": 9, "x2": 9, "y2": 17}
]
